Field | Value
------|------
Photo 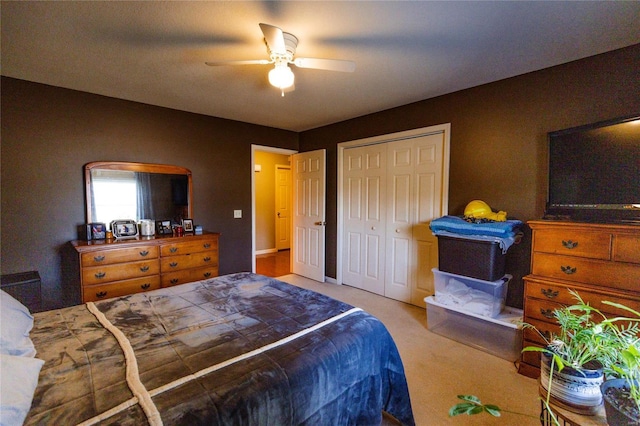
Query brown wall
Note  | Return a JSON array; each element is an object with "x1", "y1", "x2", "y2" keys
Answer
[
  {"x1": 299, "y1": 44, "x2": 640, "y2": 307},
  {"x1": 2, "y1": 44, "x2": 638, "y2": 309},
  {"x1": 1, "y1": 78, "x2": 298, "y2": 308}
]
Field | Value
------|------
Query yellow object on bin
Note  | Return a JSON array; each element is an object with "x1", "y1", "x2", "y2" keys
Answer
[{"x1": 464, "y1": 200, "x2": 507, "y2": 222}]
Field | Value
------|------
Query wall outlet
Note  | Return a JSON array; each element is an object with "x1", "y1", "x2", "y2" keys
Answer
[{"x1": 234, "y1": 210, "x2": 242, "y2": 218}]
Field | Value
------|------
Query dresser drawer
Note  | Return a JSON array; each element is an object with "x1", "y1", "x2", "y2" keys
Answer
[
  {"x1": 161, "y1": 266, "x2": 219, "y2": 287},
  {"x1": 82, "y1": 260, "x2": 160, "y2": 285},
  {"x1": 532, "y1": 229, "x2": 611, "y2": 260},
  {"x1": 522, "y1": 317, "x2": 560, "y2": 347},
  {"x1": 531, "y1": 252, "x2": 640, "y2": 292},
  {"x1": 614, "y1": 234, "x2": 640, "y2": 264},
  {"x1": 525, "y1": 278, "x2": 640, "y2": 317},
  {"x1": 81, "y1": 246, "x2": 158, "y2": 267},
  {"x1": 160, "y1": 238, "x2": 217, "y2": 257},
  {"x1": 160, "y1": 252, "x2": 218, "y2": 273},
  {"x1": 524, "y1": 297, "x2": 564, "y2": 324},
  {"x1": 83, "y1": 275, "x2": 161, "y2": 302}
]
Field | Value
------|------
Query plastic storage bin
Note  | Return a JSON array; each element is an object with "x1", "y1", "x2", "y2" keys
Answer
[
  {"x1": 425, "y1": 296, "x2": 523, "y2": 361},
  {"x1": 437, "y1": 235, "x2": 506, "y2": 281},
  {"x1": 432, "y1": 268, "x2": 510, "y2": 318}
]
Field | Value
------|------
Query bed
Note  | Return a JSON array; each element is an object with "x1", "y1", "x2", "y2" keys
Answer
[{"x1": 2, "y1": 273, "x2": 414, "y2": 425}]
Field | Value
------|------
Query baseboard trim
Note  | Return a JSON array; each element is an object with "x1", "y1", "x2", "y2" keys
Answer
[{"x1": 256, "y1": 248, "x2": 278, "y2": 255}]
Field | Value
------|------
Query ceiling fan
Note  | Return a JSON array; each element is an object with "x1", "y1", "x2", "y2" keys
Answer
[{"x1": 205, "y1": 23, "x2": 356, "y2": 96}]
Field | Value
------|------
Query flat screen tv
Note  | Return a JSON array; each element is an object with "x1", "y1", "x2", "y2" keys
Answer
[{"x1": 545, "y1": 114, "x2": 640, "y2": 224}]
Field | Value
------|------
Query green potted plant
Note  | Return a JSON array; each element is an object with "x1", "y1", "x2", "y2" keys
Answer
[
  {"x1": 599, "y1": 300, "x2": 640, "y2": 425},
  {"x1": 450, "y1": 291, "x2": 640, "y2": 424},
  {"x1": 521, "y1": 291, "x2": 626, "y2": 415}
]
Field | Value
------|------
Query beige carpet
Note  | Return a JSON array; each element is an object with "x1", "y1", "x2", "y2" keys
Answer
[{"x1": 277, "y1": 274, "x2": 540, "y2": 426}]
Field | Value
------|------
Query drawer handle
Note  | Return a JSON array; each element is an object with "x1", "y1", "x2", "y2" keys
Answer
[
  {"x1": 94, "y1": 255, "x2": 105, "y2": 262},
  {"x1": 141, "y1": 283, "x2": 150, "y2": 290},
  {"x1": 170, "y1": 247, "x2": 178, "y2": 253},
  {"x1": 140, "y1": 265, "x2": 150, "y2": 272},
  {"x1": 139, "y1": 250, "x2": 149, "y2": 257},
  {"x1": 96, "y1": 291, "x2": 107, "y2": 299},
  {"x1": 561, "y1": 265, "x2": 577, "y2": 275},
  {"x1": 203, "y1": 256, "x2": 211, "y2": 262},
  {"x1": 95, "y1": 272, "x2": 106, "y2": 279},
  {"x1": 203, "y1": 272, "x2": 211, "y2": 278},
  {"x1": 169, "y1": 262, "x2": 178, "y2": 268},
  {"x1": 540, "y1": 308, "x2": 555, "y2": 319},
  {"x1": 562, "y1": 240, "x2": 578, "y2": 249},
  {"x1": 541, "y1": 288, "x2": 559, "y2": 299},
  {"x1": 170, "y1": 278, "x2": 179, "y2": 284},
  {"x1": 204, "y1": 243, "x2": 211, "y2": 248}
]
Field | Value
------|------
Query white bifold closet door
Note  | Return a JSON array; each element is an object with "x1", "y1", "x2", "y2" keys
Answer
[{"x1": 342, "y1": 132, "x2": 445, "y2": 306}]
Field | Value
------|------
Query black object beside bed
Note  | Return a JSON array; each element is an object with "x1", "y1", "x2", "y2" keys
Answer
[{"x1": 23, "y1": 273, "x2": 414, "y2": 425}]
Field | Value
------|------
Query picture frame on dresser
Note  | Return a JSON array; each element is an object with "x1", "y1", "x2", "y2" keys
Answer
[
  {"x1": 182, "y1": 219, "x2": 194, "y2": 233},
  {"x1": 156, "y1": 220, "x2": 172, "y2": 235}
]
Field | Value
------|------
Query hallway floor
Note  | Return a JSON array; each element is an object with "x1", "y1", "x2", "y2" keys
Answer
[{"x1": 256, "y1": 249, "x2": 290, "y2": 277}]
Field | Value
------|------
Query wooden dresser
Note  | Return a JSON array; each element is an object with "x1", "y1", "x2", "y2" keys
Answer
[
  {"x1": 519, "y1": 220, "x2": 640, "y2": 378},
  {"x1": 68, "y1": 232, "x2": 219, "y2": 303}
]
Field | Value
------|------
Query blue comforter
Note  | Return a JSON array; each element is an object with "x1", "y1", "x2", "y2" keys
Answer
[{"x1": 26, "y1": 273, "x2": 414, "y2": 425}]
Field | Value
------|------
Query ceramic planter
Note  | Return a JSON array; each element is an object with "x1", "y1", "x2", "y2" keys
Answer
[
  {"x1": 601, "y1": 379, "x2": 640, "y2": 425},
  {"x1": 540, "y1": 352, "x2": 604, "y2": 415}
]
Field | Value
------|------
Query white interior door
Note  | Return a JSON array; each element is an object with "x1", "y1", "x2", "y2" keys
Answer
[
  {"x1": 292, "y1": 150, "x2": 326, "y2": 282},
  {"x1": 385, "y1": 140, "x2": 414, "y2": 302},
  {"x1": 409, "y1": 133, "x2": 446, "y2": 305},
  {"x1": 342, "y1": 144, "x2": 386, "y2": 295},
  {"x1": 275, "y1": 165, "x2": 291, "y2": 250}
]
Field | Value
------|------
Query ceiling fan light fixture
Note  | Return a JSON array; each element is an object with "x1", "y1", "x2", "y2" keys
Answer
[{"x1": 268, "y1": 62, "x2": 295, "y2": 91}]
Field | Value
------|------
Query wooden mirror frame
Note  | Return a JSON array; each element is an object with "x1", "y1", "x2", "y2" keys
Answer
[{"x1": 84, "y1": 161, "x2": 193, "y2": 224}]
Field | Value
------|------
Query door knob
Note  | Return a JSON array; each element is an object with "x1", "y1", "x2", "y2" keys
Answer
[
  {"x1": 277, "y1": 212, "x2": 281, "y2": 217},
  {"x1": 314, "y1": 221, "x2": 326, "y2": 226}
]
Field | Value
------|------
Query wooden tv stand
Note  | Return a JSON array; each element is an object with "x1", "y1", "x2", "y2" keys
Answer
[{"x1": 519, "y1": 220, "x2": 640, "y2": 378}]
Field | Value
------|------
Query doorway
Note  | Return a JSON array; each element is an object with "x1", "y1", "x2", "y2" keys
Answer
[{"x1": 252, "y1": 145, "x2": 297, "y2": 276}]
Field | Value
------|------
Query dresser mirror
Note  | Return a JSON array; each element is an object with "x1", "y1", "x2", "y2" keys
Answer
[{"x1": 85, "y1": 161, "x2": 192, "y2": 228}]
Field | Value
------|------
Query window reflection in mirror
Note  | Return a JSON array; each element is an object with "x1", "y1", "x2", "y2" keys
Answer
[{"x1": 85, "y1": 162, "x2": 191, "y2": 227}]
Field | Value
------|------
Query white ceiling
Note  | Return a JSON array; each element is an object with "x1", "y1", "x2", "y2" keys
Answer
[{"x1": 2, "y1": 1, "x2": 640, "y2": 132}]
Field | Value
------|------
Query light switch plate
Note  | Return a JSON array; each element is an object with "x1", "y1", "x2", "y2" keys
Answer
[{"x1": 234, "y1": 210, "x2": 242, "y2": 218}]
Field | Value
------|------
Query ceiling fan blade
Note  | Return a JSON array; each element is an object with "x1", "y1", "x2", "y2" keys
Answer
[
  {"x1": 292, "y1": 58, "x2": 355, "y2": 72},
  {"x1": 205, "y1": 60, "x2": 271, "y2": 66},
  {"x1": 259, "y1": 23, "x2": 286, "y2": 55}
]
